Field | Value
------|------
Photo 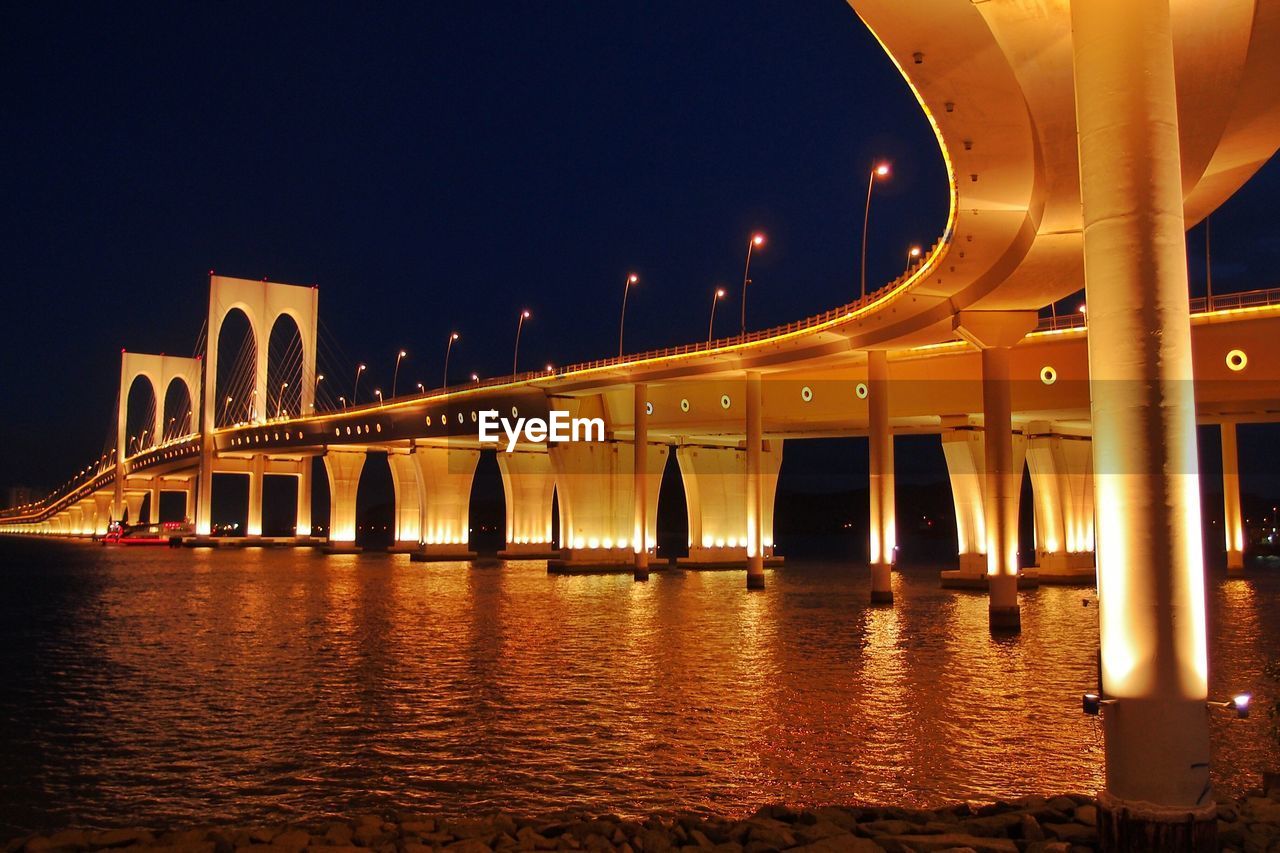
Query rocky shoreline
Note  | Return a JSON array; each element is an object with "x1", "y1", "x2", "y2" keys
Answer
[{"x1": 8, "y1": 788, "x2": 1280, "y2": 853}]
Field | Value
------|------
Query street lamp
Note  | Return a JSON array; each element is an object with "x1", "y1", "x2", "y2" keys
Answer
[
  {"x1": 375, "y1": 388, "x2": 383, "y2": 406},
  {"x1": 339, "y1": 396, "x2": 347, "y2": 411},
  {"x1": 471, "y1": 373, "x2": 480, "y2": 383},
  {"x1": 513, "y1": 310, "x2": 531, "y2": 375},
  {"x1": 417, "y1": 382, "x2": 425, "y2": 396},
  {"x1": 618, "y1": 273, "x2": 638, "y2": 357},
  {"x1": 223, "y1": 396, "x2": 233, "y2": 425},
  {"x1": 906, "y1": 245, "x2": 921, "y2": 270},
  {"x1": 741, "y1": 233, "x2": 764, "y2": 335},
  {"x1": 168, "y1": 417, "x2": 177, "y2": 440},
  {"x1": 392, "y1": 350, "x2": 407, "y2": 398},
  {"x1": 860, "y1": 161, "x2": 891, "y2": 299},
  {"x1": 353, "y1": 363, "x2": 366, "y2": 404},
  {"x1": 709, "y1": 287, "x2": 726, "y2": 343},
  {"x1": 444, "y1": 332, "x2": 459, "y2": 389},
  {"x1": 277, "y1": 382, "x2": 289, "y2": 418},
  {"x1": 545, "y1": 364, "x2": 554, "y2": 373}
]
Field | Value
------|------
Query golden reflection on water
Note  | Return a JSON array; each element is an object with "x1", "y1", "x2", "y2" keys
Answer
[{"x1": 0, "y1": 541, "x2": 1275, "y2": 835}]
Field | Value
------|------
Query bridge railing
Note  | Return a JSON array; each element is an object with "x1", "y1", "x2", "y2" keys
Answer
[{"x1": 1034, "y1": 286, "x2": 1280, "y2": 332}]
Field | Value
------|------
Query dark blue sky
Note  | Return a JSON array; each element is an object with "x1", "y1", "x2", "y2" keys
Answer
[{"x1": 2, "y1": 1, "x2": 1277, "y2": 495}]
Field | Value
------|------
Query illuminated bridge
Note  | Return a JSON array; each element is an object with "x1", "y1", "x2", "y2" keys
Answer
[{"x1": 3, "y1": 0, "x2": 1279, "y2": 845}]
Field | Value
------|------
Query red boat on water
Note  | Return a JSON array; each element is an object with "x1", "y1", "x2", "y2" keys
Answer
[{"x1": 102, "y1": 521, "x2": 189, "y2": 546}]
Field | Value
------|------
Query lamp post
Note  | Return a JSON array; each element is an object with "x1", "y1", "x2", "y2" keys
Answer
[
  {"x1": 513, "y1": 310, "x2": 531, "y2": 376},
  {"x1": 708, "y1": 287, "x2": 726, "y2": 343},
  {"x1": 392, "y1": 350, "x2": 407, "y2": 398},
  {"x1": 339, "y1": 396, "x2": 347, "y2": 411},
  {"x1": 315, "y1": 374, "x2": 324, "y2": 410},
  {"x1": 353, "y1": 364, "x2": 366, "y2": 404},
  {"x1": 277, "y1": 382, "x2": 289, "y2": 418},
  {"x1": 618, "y1": 273, "x2": 638, "y2": 357},
  {"x1": 168, "y1": 417, "x2": 177, "y2": 440},
  {"x1": 375, "y1": 389, "x2": 383, "y2": 406},
  {"x1": 471, "y1": 373, "x2": 480, "y2": 383},
  {"x1": 417, "y1": 382, "x2": 425, "y2": 396},
  {"x1": 740, "y1": 234, "x2": 764, "y2": 335},
  {"x1": 444, "y1": 332, "x2": 459, "y2": 389},
  {"x1": 860, "y1": 161, "x2": 891, "y2": 299},
  {"x1": 222, "y1": 396, "x2": 233, "y2": 426},
  {"x1": 906, "y1": 245, "x2": 921, "y2": 270}
]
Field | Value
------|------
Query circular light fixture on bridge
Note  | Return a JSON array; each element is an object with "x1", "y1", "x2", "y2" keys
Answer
[
  {"x1": 801, "y1": 385, "x2": 813, "y2": 402},
  {"x1": 1226, "y1": 349, "x2": 1248, "y2": 372},
  {"x1": 511, "y1": 406, "x2": 519, "y2": 418},
  {"x1": 681, "y1": 398, "x2": 690, "y2": 413},
  {"x1": 855, "y1": 383, "x2": 869, "y2": 399},
  {"x1": 425, "y1": 415, "x2": 432, "y2": 426},
  {"x1": 1040, "y1": 366, "x2": 1058, "y2": 385},
  {"x1": 720, "y1": 395, "x2": 731, "y2": 410},
  {"x1": 645, "y1": 401, "x2": 653, "y2": 415}
]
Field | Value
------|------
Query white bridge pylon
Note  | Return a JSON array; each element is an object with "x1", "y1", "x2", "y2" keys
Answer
[
  {"x1": 195, "y1": 275, "x2": 319, "y2": 536},
  {"x1": 115, "y1": 351, "x2": 203, "y2": 521}
]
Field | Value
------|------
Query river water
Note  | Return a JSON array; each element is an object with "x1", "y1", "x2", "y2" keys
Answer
[{"x1": 0, "y1": 536, "x2": 1275, "y2": 836}]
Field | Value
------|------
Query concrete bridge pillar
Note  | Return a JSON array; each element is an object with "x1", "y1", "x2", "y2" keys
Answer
[
  {"x1": 633, "y1": 383, "x2": 651, "y2": 581},
  {"x1": 295, "y1": 461, "x2": 312, "y2": 539},
  {"x1": 980, "y1": 346, "x2": 1021, "y2": 631},
  {"x1": 745, "y1": 370, "x2": 765, "y2": 589},
  {"x1": 550, "y1": 439, "x2": 666, "y2": 570},
  {"x1": 1072, "y1": 0, "x2": 1214, "y2": 843},
  {"x1": 1025, "y1": 424, "x2": 1096, "y2": 581},
  {"x1": 867, "y1": 350, "x2": 895, "y2": 604},
  {"x1": 496, "y1": 450, "x2": 557, "y2": 557},
  {"x1": 93, "y1": 494, "x2": 113, "y2": 535},
  {"x1": 675, "y1": 443, "x2": 781, "y2": 567},
  {"x1": 941, "y1": 428, "x2": 989, "y2": 574},
  {"x1": 953, "y1": 312, "x2": 1037, "y2": 631},
  {"x1": 183, "y1": 488, "x2": 194, "y2": 526},
  {"x1": 1221, "y1": 422, "x2": 1245, "y2": 573},
  {"x1": 123, "y1": 492, "x2": 145, "y2": 526},
  {"x1": 323, "y1": 449, "x2": 365, "y2": 552},
  {"x1": 386, "y1": 450, "x2": 422, "y2": 550},
  {"x1": 412, "y1": 445, "x2": 480, "y2": 560},
  {"x1": 67, "y1": 506, "x2": 84, "y2": 536},
  {"x1": 148, "y1": 481, "x2": 162, "y2": 525},
  {"x1": 246, "y1": 456, "x2": 265, "y2": 538},
  {"x1": 78, "y1": 500, "x2": 96, "y2": 536}
]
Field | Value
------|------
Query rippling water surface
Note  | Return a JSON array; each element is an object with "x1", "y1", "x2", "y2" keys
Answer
[{"x1": 0, "y1": 537, "x2": 1275, "y2": 835}]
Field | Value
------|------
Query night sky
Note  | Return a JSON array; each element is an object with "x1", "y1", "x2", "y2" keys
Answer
[{"x1": 2, "y1": 2, "x2": 1277, "y2": 502}]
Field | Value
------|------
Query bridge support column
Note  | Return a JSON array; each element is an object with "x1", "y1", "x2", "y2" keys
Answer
[
  {"x1": 549, "y1": 439, "x2": 666, "y2": 571},
  {"x1": 1026, "y1": 424, "x2": 1095, "y2": 582},
  {"x1": 183, "y1": 488, "x2": 194, "y2": 526},
  {"x1": 867, "y1": 350, "x2": 895, "y2": 604},
  {"x1": 67, "y1": 506, "x2": 84, "y2": 537},
  {"x1": 246, "y1": 456, "x2": 264, "y2": 538},
  {"x1": 633, "y1": 383, "x2": 651, "y2": 581},
  {"x1": 676, "y1": 443, "x2": 782, "y2": 568},
  {"x1": 941, "y1": 428, "x2": 988, "y2": 576},
  {"x1": 952, "y1": 312, "x2": 1037, "y2": 631},
  {"x1": 323, "y1": 449, "x2": 365, "y2": 552},
  {"x1": 148, "y1": 481, "x2": 162, "y2": 525},
  {"x1": 745, "y1": 371, "x2": 765, "y2": 590},
  {"x1": 1221, "y1": 422, "x2": 1245, "y2": 573},
  {"x1": 387, "y1": 450, "x2": 422, "y2": 551},
  {"x1": 78, "y1": 501, "x2": 96, "y2": 537},
  {"x1": 295, "y1": 461, "x2": 312, "y2": 539},
  {"x1": 980, "y1": 346, "x2": 1021, "y2": 631},
  {"x1": 411, "y1": 445, "x2": 480, "y2": 561},
  {"x1": 1072, "y1": 0, "x2": 1215, "y2": 844},
  {"x1": 93, "y1": 494, "x2": 113, "y2": 535},
  {"x1": 497, "y1": 450, "x2": 558, "y2": 558},
  {"x1": 124, "y1": 492, "x2": 145, "y2": 526}
]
